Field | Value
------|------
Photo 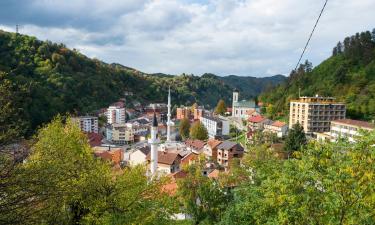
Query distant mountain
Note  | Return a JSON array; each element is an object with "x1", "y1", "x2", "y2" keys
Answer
[
  {"x1": 260, "y1": 29, "x2": 375, "y2": 121},
  {"x1": 0, "y1": 30, "x2": 284, "y2": 141}
]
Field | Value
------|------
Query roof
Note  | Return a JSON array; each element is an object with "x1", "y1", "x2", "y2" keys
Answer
[
  {"x1": 94, "y1": 149, "x2": 123, "y2": 165},
  {"x1": 208, "y1": 169, "x2": 220, "y2": 178},
  {"x1": 271, "y1": 121, "x2": 287, "y2": 128},
  {"x1": 207, "y1": 139, "x2": 222, "y2": 149},
  {"x1": 146, "y1": 151, "x2": 181, "y2": 165},
  {"x1": 233, "y1": 100, "x2": 256, "y2": 108},
  {"x1": 87, "y1": 132, "x2": 103, "y2": 147},
  {"x1": 181, "y1": 152, "x2": 199, "y2": 166},
  {"x1": 332, "y1": 119, "x2": 374, "y2": 129},
  {"x1": 185, "y1": 139, "x2": 206, "y2": 150},
  {"x1": 248, "y1": 115, "x2": 267, "y2": 123},
  {"x1": 137, "y1": 146, "x2": 150, "y2": 155},
  {"x1": 201, "y1": 115, "x2": 226, "y2": 123},
  {"x1": 217, "y1": 141, "x2": 243, "y2": 151}
]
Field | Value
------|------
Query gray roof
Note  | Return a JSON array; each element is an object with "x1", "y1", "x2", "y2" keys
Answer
[
  {"x1": 233, "y1": 100, "x2": 256, "y2": 108},
  {"x1": 138, "y1": 146, "x2": 150, "y2": 155},
  {"x1": 217, "y1": 141, "x2": 244, "y2": 151}
]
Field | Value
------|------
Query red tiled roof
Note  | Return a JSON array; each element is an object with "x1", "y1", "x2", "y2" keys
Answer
[
  {"x1": 87, "y1": 132, "x2": 103, "y2": 147},
  {"x1": 248, "y1": 115, "x2": 266, "y2": 123},
  {"x1": 185, "y1": 139, "x2": 206, "y2": 150},
  {"x1": 94, "y1": 149, "x2": 122, "y2": 165},
  {"x1": 332, "y1": 119, "x2": 374, "y2": 129},
  {"x1": 146, "y1": 151, "x2": 181, "y2": 165},
  {"x1": 207, "y1": 139, "x2": 222, "y2": 149},
  {"x1": 208, "y1": 169, "x2": 220, "y2": 178},
  {"x1": 271, "y1": 121, "x2": 287, "y2": 128},
  {"x1": 181, "y1": 152, "x2": 199, "y2": 166}
]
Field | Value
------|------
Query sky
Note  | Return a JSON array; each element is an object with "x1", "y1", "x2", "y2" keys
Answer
[{"x1": 0, "y1": 0, "x2": 374, "y2": 77}]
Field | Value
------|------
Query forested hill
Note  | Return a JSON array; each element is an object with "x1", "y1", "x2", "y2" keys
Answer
[
  {"x1": 0, "y1": 30, "x2": 284, "y2": 142},
  {"x1": 260, "y1": 29, "x2": 375, "y2": 121}
]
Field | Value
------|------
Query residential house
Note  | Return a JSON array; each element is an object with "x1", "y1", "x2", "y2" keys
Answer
[
  {"x1": 106, "y1": 123, "x2": 134, "y2": 145},
  {"x1": 106, "y1": 105, "x2": 126, "y2": 124},
  {"x1": 203, "y1": 139, "x2": 222, "y2": 161},
  {"x1": 217, "y1": 141, "x2": 244, "y2": 168},
  {"x1": 264, "y1": 121, "x2": 288, "y2": 138},
  {"x1": 185, "y1": 139, "x2": 206, "y2": 154},
  {"x1": 93, "y1": 146, "x2": 123, "y2": 166},
  {"x1": 146, "y1": 151, "x2": 182, "y2": 174},
  {"x1": 248, "y1": 115, "x2": 272, "y2": 131},
  {"x1": 129, "y1": 146, "x2": 150, "y2": 166}
]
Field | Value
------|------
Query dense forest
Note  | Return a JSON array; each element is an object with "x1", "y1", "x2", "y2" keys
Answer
[
  {"x1": 260, "y1": 29, "x2": 375, "y2": 121},
  {"x1": 0, "y1": 30, "x2": 284, "y2": 143}
]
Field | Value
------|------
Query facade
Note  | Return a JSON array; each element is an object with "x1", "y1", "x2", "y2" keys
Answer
[
  {"x1": 289, "y1": 96, "x2": 346, "y2": 133},
  {"x1": 232, "y1": 90, "x2": 259, "y2": 119},
  {"x1": 200, "y1": 116, "x2": 230, "y2": 138},
  {"x1": 329, "y1": 119, "x2": 374, "y2": 142},
  {"x1": 264, "y1": 121, "x2": 289, "y2": 138},
  {"x1": 217, "y1": 141, "x2": 244, "y2": 168},
  {"x1": 72, "y1": 116, "x2": 98, "y2": 133},
  {"x1": 93, "y1": 146, "x2": 123, "y2": 166},
  {"x1": 106, "y1": 123, "x2": 134, "y2": 145},
  {"x1": 248, "y1": 115, "x2": 272, "y2": 131},
  {"x1": 146, "y1": 151, "x2": 182, "y2": 174},
  {"x1": 106, "y1": 105, "x2": 126, "y2": 124},
  {"x1": 203, "y1": 139, "x2": 222, "y2": 160},
  {"x1": 176, "y1": 107, "x2": 191, "y2": 120},
  {"x1": 129, "y1": 146, "x2": 150, "y2": 166},
  {"x1": 193, "y1": 108, "x2": 204, "y2": 120}
]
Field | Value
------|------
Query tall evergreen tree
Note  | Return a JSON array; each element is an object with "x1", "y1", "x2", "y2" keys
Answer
[{"x1": 283, "y1": 123, "x2": 306, "y2": 157}]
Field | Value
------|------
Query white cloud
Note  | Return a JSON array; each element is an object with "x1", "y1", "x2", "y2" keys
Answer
[{"x1": 1, "y1": 0, "x2": 375, "y2": 76}]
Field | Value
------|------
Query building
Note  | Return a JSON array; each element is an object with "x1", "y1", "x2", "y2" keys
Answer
[
  {"x1": 176, "y1": 107, "x2": 191, "y2": 120},
  {"x1": 72, "y1": 116, "x2": 98, "y2": 133},
  {"x1": 86, "y1": 132, "x2": 103, "y2": 147},
  {"x1": 146, "y1": 151, "x2": 182, "y2": 174},
  {"x1": 93, "y1": 146, "x2": 123, "y2": 166},
  {"x1": 203, "y1": 139, "x2": 222, "y2": 160},
  {"x1": 106, "y1": 123, "x2": 134, "y2": 145},
  {"x1": 200, "y1": 116, "x2": 230, "y2": 138},
  {"x1": 289, "y1": 95, "x2": 346, "y2": 133},
  {"x1": 329, "y1": 119, "x2": 374, "y2": 142},
  {"x1": 217, "y1": 141, "x2": 244, "y2": 168},
  {"x1": 185, "y1": 139, "x2": 206, "y2": 153},
  {"x1": 129, "y1": 146, "x2": 150, "y2": 166},
  {"x1": 232, "y1": 90, "x2": 259, "y2": 119},
  {"x1": 264, "y1": 121, "x2": 289, "y2": 138},
  {"x1": 193, "y1": 108, "x2": 204, "y2": 120},
  {"x1": 106, "y1": 105, "x2": 126, "y2": 124},
  {"x1": 180, "y1": 152, "x2": 199, "y2": 167},
  {"x1": 248, "y1": 115, "x2": 272, "y2": 131}
]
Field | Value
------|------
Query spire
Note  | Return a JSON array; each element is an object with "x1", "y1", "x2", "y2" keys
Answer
[{"x1": 152, "y1": 111, "x2": 158, "y2": 127}]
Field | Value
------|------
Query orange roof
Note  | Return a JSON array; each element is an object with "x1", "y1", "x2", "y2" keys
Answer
[
  {"x1": 185, "y1": 139, "x2": 206, "y2": 150},
  {"x1": 271, "y1": 121, "x2": 287, "y2": 128},
  {"x1": 163, "y1": 171, "x2": 188, "y2": 196},
  {"x1": 181, "y1": 152, "x2": 199, "y2": 166},
  {"x1": 208, "y1": 169, "x2": 220, "y2": 179},
  {"x1": 94, "y1": 149, "x2": 123, "y2": 165},
  {"x1": 248, "y1": 115, "x2": 266, "y2": 123},
  {"x1": 207, "y1": 139, "x2": 222, "y2": 149}
]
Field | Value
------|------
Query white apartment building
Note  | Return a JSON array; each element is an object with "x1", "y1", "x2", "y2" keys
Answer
[
  {"x1": 289, "y1": 95, "x2": 346, "y2": 133},
  {"x1": 106, "y1": 123, "x2": 134, "y2": 145},
  {"x1": 106, "y1": 106, "x2": 126, "y2": 124},
  {"x1": 72, "y1": 116, "x2": 98, "y2": 133},
  {"x1": 329, "y1": 119, "x2": 374, "y2": 142},
  {"x1": 200, "y1": 116, "x2": 230, "y2": 138}
]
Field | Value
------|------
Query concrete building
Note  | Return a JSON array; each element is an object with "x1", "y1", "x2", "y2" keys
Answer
[
  {"x1": 176, "y1": 107, "x2": 191, "y2": 120},
  {"x1": 289, "y1": 95, "x2": 346, "y2": 133},
  {"x1": 72, "y1": 116, "x2": 98, "y2": 133},
  {"x1": 203, "y1": 139, "x2": 222, "y2": 161},
  {"x1": 185, "y1": 139, "x2": 206, "y2": 154},
  {"x1": 106, "y1": 123, "x2": 134, "y2": 145},
  {"x1": 129, "y1": 146, "x2": 150, "y2": 166},
  {"x1": 264, "y1": 121, "x2": 289, "y2": 138},
  {"x1": 146, "y1": 151, "x2": 182, "y2": 174},
  {"x1": 329, "y1": 119, "x2": 374, "y2": 142},
  {"x1": 217, "y1": 141, "x2": 244, "y2": 168},
  {"x1": 200, "y1": 116, "x2": 230, "y2": 138},
  {"x1": 106, "y1": 105, "x2": 126, "y2": 124},
  {"x1": 248, "y1": 115, "x2": 272, "y2": 131},
  {"x1": 232, "y1": 89, "x2": 259, "y2": 119}
]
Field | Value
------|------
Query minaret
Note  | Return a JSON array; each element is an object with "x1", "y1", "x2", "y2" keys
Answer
[
  {"x1": 148, "y1": 112, "x2": 160, "y2": 175},
  {"x1": 167, "y1": 86, "x2": 172, "y2": 142}
]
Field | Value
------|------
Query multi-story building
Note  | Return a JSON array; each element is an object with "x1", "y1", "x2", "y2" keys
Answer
[
  {"x1": 217, "y1": 141, "x2": 244, "y2": 168},
  {"x1": 329, "y1": 119, "x2": 374, "y2": 142},
  {"x1": 106, "y1": 123, "x2": 134, "y2": 145},
  {"x1": 106, "y1": 105, "x2": 126, "y2": 124},
  {"x1": 193, "y1": 108, "x2": 204, "y2": 120},
  {"x1": 289, "y1": 95, "x2": 346, "y2": 133},
  {"x1": 248, "y1": 115, "x2": 272, "y2": 131},
  {"x1": 72, "y1": 116, "x2": 98, "y2": 133},
  {"x1": 176, "y1": 107, "x2": 191, "y2": 120},
  {"x1": 200, "y1": 116, "x2": 230, "y2": 138}
]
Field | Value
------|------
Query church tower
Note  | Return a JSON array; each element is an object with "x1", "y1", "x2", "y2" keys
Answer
[
  {"x1": 148, "y1": 112, "x2": 160, "y2": 175},
  {"x1": 232, "y1": 89, "x2": 239, "y2": 116}
]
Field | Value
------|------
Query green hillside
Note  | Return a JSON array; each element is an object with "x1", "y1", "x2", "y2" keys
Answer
[
  {"x1": 260, "y1": 29, "x2": 375, "y2": 121},
  {"x1": 0, "y1": 30, "x2": 284, "y2": 143}
]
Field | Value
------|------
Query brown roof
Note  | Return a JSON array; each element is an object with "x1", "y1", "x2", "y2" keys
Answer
[
  {"x1": 271, "y1": 121, "x2": 287, "y2": 128},
  {"x1": 207, "y1": 139, "x2": 222, "y2": 149},
  {"x1": 94, "y1": 149, "x2": 123, "y2": 165},
  {"x1": 208, "y1": 169, "x2": 220, "y2": 179},
  {"x1": 332, "y1": 119, "x2": 374, "y2": 129},
  {"x1": 146, "y1": 151, "x2": 181, "y2": 165},
  {"x1": 185, "y1": 139, "x2": 206, "y2": 150},
  {"x1": 181, "y1": 152, "x2": 199, "y2": 166},
  {"x1": 248, "y1": 115, "x2": 266, "y2": 123},
  {"x1": 87, "y1": 132, "x2": 103, "y2": 147}
]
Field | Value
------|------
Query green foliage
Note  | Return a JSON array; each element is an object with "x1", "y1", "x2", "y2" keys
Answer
[
  {"x1": 283, "y1": 123, "x2": 306, "y2": 156},
  {"x1": 0, "y1": 117, "x2": 175, "y2": 224},
  {"x1": 260, "y1": 29, "x2": 375, "y2": 121},
  {"x1": 189, "y1": 121, "x2": 208, "y2": 141},
  {"x1": 179, "y1": 118, "x2": 191, "y2": 140},
  {"x1": 214, "y1": 99, "x2": 226, "y2": 115}
]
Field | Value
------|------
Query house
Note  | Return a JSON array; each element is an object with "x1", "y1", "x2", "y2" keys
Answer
[
  {"x1": 248, "y1": 115, "x2": 272, "y2": 131},
  {"x1": 146, "y1": 151, "x2": 182, "y2": 174},
  {"x1": 203, "y1": 139, "x2": 222, "y2": 160},
  {"x1": 87, "y1": 132, "x2": 103, "y2": 147},
  {"x1": 129, "y1": 146, "x2": 150, "y2": 166},
  {"x1": 217, "y1": 141, "x2": 244, "y2": 168},
  {"x1": 264, "y1": 121, "x2": 288, "y2": 138},
  {"x1": 200, "y1": 116, "x2": 230, "y2": 138},
  {"x1": 162, "y1": 170, "x2": 188, "y2": 196},
  {"x1": 93, "y1": 146, "x2": 123, "y2": 166},
  {"x1": 180, "y1": 152, "x2": 199, "y2": 167},
  {"x1": 185, "y1": 139, "x2": 206, "y2": 153}
]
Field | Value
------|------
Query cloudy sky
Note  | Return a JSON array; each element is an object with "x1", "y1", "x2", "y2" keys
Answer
[{"x1": 0, "y1": 0, "x2": 374, "y2": 76}]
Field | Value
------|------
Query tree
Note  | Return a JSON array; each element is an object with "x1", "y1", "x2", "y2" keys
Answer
[
  {"x1": 283, "y1": 123, "x2": 306, "y2": 157},
  {"x1": 215, "y1": 99, "x2": 226, "y2": 115},
  {"x1": 179, "y1": 118, "x2": 190, "y2": 140},
  {"x1": 190, "y1": 121, "x2": 208, "y2": 140}
]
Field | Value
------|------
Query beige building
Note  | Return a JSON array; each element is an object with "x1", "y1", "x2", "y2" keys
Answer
[
  {"x1": 106, "y1": 123, "x2": 134, "y2": 145},
  {"x1": 330, "y1": 119, "x2": 374, "y2": 142},
  {"x1": 289, "y1": 96, "x2": 346, "y2": 133}
]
